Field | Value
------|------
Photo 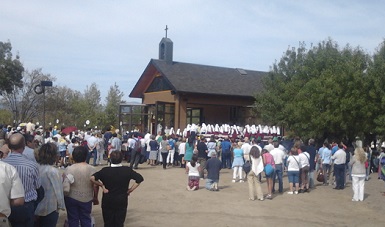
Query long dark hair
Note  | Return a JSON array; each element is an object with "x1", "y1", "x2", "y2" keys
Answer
[
  {"x1": 250, "y1": 146, "x2": 260, "y2": 158},
  {"x1": 188, "y1": 135, "x2": 195, "y2": 146},
  {"x1": 191, "y1": 154, "x2": 198, "y2": 167}
]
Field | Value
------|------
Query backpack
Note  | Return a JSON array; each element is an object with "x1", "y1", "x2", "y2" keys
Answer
[
  {"x1": 168, "y1": 139, "x2": 175, "y2": 149},
  {"x1": 134, "y1": 139, "x2": 141, "y2": 153}
]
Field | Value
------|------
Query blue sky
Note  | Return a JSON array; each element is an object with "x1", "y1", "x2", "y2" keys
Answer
[{"x1": 1, "y1": 0, "x2": 384, "y2": 103}]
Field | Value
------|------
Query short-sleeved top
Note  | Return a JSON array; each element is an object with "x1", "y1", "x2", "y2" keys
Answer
[
  {"x1": 93, "y1": 166, "x2": 144, "y2": 208},
  {"x1": 0, "y1": 161, "x2": 25, "y2": 217},
  {"x1": 149, "y1": 140, "x2": 159, "y2": 151},
  {"x1": 205, "y1": 157, "x2": 222, "y2": 180},
  {"x1": 3, "y1": 152, "x2": 40, "y2": 202},
  {"x1": 65, "y1": 163, "x2": 96, "y2": 203},
  {"x1": 321, "y1": 148, "x2": 332, "y2": 164},
  {"x1": 187, "y1": 162, "x2": 200, "y2": 177},
  {"x1": 262, "y1": 153, "x2": 275, "y2": 169},
  {"x1": 287, "y1": 155, "x2": 300, "y2": 171},
  {"x1": 160, "y1": 140, "x2": 169, "y2": 153}
]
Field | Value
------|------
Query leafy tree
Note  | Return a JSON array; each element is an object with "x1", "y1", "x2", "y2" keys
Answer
[
  {"x1": 0, "y1": 41, "x2": 24, "y2": 94},
  {"x1": 368, "y1": 40, "x2": 385, "y2": 139},
  {"x1": 1, "y1": 69, "x2": 55, "y2": 124},
  {"x1": 104, "y1": 83, "x2": 124, "y2": 127},
  {"x1": 255, "y1": 39, "x2": 371, "y2": 141}
]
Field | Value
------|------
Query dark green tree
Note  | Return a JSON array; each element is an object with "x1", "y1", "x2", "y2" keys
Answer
[
  {"x1": 104, "y1": 83, "x2": 124, "y2": 127},
  {"x1": 368, "y1": 41, "x2": 385, "y2": 139},
  {"x1": 255, "y1": 39, "x2": 371, "y2": 141},
  {"x1": 0, "y1": 41, "x2": 24, "y2": 94}
]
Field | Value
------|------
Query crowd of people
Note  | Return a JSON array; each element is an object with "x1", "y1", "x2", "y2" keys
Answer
[
  {"x1": 0, "y1": 124, "x2": 144, "y2": 227},
  {"x1": 1, "y1": 121, "x2": 385, "y2": 226}
]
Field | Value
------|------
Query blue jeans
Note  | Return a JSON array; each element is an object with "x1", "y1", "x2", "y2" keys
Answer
[
  {"x1": 86, "y1": 148, "x2": 97, "y2": 166},
  {"x1": 65, "y1": 196, "x2": 92, "y2": 227},
  {"x1": 272, "y1": 164, "x2": 283, "y2": 193},
  {"x1": 287, "y1": 170, "x2": 299, "y2": 184},
  {"x1": 334, "y1": 164, "x2": 345, "y2": 189},
  {"x1": 36, "y1": 211, "x2": 59, "y2": 227},
  {"x1": 222, "y1": 152, "x2": 232, "y2": 169},
  {"x1": 205, "y1": 178, "x2": 218, "y2": 190}
]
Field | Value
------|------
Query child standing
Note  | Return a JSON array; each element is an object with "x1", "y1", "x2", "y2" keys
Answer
[{"x1": 186, "y1": 155, "x2": 201, "y2": 191}]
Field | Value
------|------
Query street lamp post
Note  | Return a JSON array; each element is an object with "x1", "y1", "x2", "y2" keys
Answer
[{"x1": 34, "y1": 80, "x2": 53, "y2": 131}]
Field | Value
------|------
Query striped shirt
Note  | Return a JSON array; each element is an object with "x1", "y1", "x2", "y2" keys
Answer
[{"x1": 3, "y1": 152, "x2": 41, "y2": 202}]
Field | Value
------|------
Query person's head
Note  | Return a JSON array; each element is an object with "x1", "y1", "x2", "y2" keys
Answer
[
  {"x1": 338, "y1": 141, "x2": 344, "y2": 149},
  {"x1": 37, "y1": 143, "x2": 57, "y2": 165},
  {"x1": 291, "y1": 147, "x2": 298, "y2": 155},
  {"x1": 354, "y1": 147, "x2": 367, "y2": 163},
  {"x1": 237, "y1": 141, "x2": 243, "y2": 148},
  {"x1": 273, "y1": 141, "x2": 279, "y2": 148},
  {"x1": 249, "y1": 146, "x2": 260, "y2": 158},
  {"x1": 262, "y1": 148, "x2": 269, "y2": 155},
  {"x1": 8, "y1": 133, "x2": 25, "y2": 152},
  {"x1": 24, "y1": 134, "x2": 36, "y2": 149},
  {"x1": 71, "y1": 138, "x2": 77, "y2": 144},
  {"x1": 112, "y1": 133, "x2": 117, "y2": 138},
  {"x1": 110, "y1": 151, "x2": 123, "y2": 164},
  {"x1": 151, "y1": 135, "x2": 155, "y2": 140},
  {"x1": 211, "y1": 151, "x2": 217, "y2": 158},
  {"x1": 0, "y1": 141, "x2": 10, "y2": 159},
  {"x1": 162, "y1": 135, "x2": 166, "y2": 140},
  {"x1": 308, "y1": 138, "x2": 315, "y2": 146},
  {"x1": 72, "y1": 146, "x2": 88, "y2": 163}
]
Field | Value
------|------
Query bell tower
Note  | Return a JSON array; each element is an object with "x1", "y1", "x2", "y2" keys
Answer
[{"x1": 159, "y1": 25, "x2": 173, "y2": 64}]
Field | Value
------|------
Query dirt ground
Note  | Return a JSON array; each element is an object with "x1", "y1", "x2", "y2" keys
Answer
[{"x1": 58, "y1": 161, "x2": 385, "y2": 227}]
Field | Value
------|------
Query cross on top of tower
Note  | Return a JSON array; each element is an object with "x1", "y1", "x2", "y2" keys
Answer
[{"x1": 165, "y1": 25, "x2": 168, "y2": 38}]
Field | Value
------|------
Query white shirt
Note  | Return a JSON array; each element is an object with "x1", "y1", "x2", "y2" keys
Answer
[
  {"x1": 241, "y1": 142, "x2": 251, "y2": 160},
  {"x1": 178, "y1": 142, "x2": 186, "y2": 155},
  {"x1": 264, "y1": 143, "x2": 274, "y2": 152},
  {"x1": 299, "y1": 152, "x2": 310, "y2": 168},
  {"x1": 0, "y1": 161, "x2": 25, "y2": 217},
  {"x1": 332, "y1": 149, "x2": 346, "y2": 165},
  {"x1": 187, "y1": 162, "x2": 200, "y2": 177},
  {"x1": 270, "y1": 147, "x2": 286, "y2": 165},
  {"x1": 287, "y1": 155, "x2": 300, "y2": 171},
  {"x1": 87, "y1": 136, "x2": 98, "y2": 149}
]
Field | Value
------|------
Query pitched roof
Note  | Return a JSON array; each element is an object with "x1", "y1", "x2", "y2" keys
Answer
[{"x1": 130, "y1": 59, "x2": 268, "y2": 98}]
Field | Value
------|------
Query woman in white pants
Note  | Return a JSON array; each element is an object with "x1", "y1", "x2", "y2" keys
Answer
[{"x1": 349, "y1": 147, "x2": 367, "y2": 201}]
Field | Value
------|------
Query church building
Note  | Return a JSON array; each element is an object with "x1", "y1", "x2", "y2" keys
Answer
[{"x1": 127, "y1": 35, "x2": 267, "y2": 135}]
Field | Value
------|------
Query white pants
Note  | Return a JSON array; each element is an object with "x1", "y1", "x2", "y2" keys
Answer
[
  {"x1": 167, "y1": 149, "x2": 175, "y2": 163},
  {"x1": 233, "y1": 166, "x2": 243, "y2": 180},
  {"x1": 352, "y1": 175, "x2": 365, "y2": 201},
  {"x1": 158, "y1": 150, "x2": 163, "y2": 162}
]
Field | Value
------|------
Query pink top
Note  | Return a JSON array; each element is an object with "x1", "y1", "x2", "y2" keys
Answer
[{"x1": 263, "y1": 153, "x2": 276, "y2": 169}]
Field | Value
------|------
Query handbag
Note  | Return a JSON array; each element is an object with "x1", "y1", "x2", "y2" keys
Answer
[
  {"x1": 243, "y1": 161, "x2": 251, "y2": 174},
  {"x1": 262, "y1": 154, "x2": 274, "y2": 175},
  {"x1": 264, "y1": 164, "x2": 274, "y2": 175},
  {"x1": 317, "y1": 171, "x2": 324, "y2": 182}
]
